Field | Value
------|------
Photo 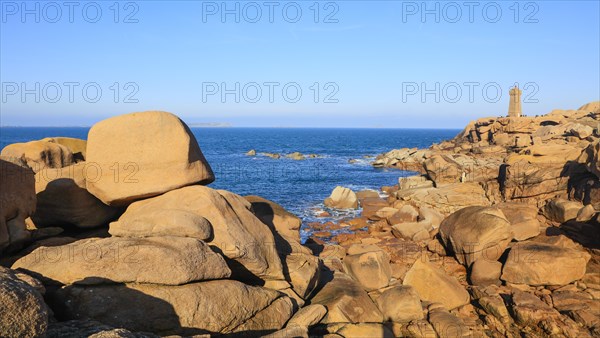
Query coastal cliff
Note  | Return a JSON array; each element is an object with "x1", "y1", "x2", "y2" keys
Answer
[{"x1": 1, "y1": 104, "x2": 599, "y2": 337}]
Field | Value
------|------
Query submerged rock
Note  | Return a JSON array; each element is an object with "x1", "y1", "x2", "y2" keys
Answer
[
  {"x1": 286, "y1": 152, "x2": 305, "y2": 160},
  {"x1": 262, "y1": 152, "x2": 281, "y2": 159}
]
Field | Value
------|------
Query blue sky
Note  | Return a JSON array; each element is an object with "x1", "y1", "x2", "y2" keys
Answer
[{"x1": 1, "y1": 0, "x2": 599, "y2": 127}]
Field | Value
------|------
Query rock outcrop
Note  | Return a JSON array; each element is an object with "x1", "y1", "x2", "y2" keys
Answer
[
  {"x1": 0, "y1": 111, "x2": 316, "y2": 336},
  {"x1": 395, "y1": 183, "x2": 491, "y2": 214},
  {"x1": 2, "y1": 103, "x2": 600, "y2": 336},
  {"x1": 374, "y1": 101, "x2": 600, "y2": 208}
]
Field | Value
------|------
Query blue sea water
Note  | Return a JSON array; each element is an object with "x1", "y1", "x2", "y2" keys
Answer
[{"x1": 0, "y1": 127, "x2": 459, "y2": 239}]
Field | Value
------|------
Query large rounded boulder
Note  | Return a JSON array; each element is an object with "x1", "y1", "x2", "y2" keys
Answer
[
  {"x1": 439, "y1": 206, "x2": 513, "y2": 266},
  {"x1": 85, "y1": 111, "x2": 214, "y2": 206}
]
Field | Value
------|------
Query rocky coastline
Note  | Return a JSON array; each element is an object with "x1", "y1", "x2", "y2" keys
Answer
[{"x1": 1, "y1": 103, "x2": 599, "y2": 337}]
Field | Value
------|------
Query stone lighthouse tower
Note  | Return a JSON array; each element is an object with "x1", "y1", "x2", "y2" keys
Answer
[{"x1": 508, "y1": 85, "x2": 522, "y2": 118}]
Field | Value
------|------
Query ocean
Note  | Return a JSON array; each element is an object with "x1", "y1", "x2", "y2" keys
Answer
[{"x1": 0, "y1": 127, "x2": 459, "y2": 240}]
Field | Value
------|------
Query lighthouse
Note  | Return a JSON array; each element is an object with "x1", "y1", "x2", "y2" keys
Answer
[{"x1": 508, "y1": 85, "x2": 522, "y2": 118}]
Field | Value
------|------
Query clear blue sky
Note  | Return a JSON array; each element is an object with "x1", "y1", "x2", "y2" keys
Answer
[{"x1": 1, "y1": 0, "x2": 599, "y2": 127}]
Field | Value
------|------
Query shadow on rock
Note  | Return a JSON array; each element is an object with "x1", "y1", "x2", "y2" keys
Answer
[
  {"x1": 46, "y1": 278, "x2": 206, "y2": 336},
  {"x1": 556, "y1": 220, "x2": 600, "y2": 249}
]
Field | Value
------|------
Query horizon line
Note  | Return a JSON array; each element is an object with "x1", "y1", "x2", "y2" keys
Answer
[{"x1": 0, "y1": 125, "x2": 463, "y2": 130}]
